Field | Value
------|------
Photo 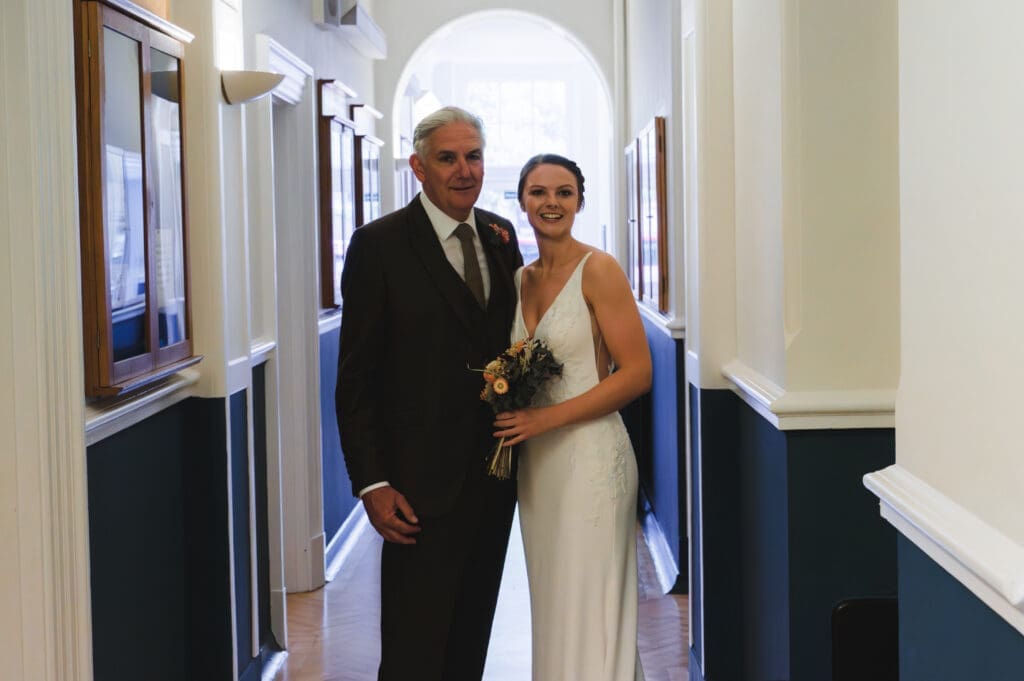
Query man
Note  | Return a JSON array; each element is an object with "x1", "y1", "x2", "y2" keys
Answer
[{"x1": 335, "y1": 107, "x2": 523, "y2": 680}]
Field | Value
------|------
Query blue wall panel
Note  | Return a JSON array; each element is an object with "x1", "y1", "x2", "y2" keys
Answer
[
  {"x1": 737, "y1": 402, "x2": 791, "y2": 681},
  {"x1": 692, "y1": 387, "x2": 743, "y2": 681},
  {"x1": 899, "y1": 536, "x2": 1024, "y2": 681},
  {"x1": 230, "y1": 389, "x2": 254, "y2": 677},
  {"x1": 640, "y1": 317, "x2": 687, "y2": 591},
  {"x1": 88, "y1": 397, "x2": 233, "y2": 681},
  {"x1": 320, "y1": 323, "x2": 359, "y2": 541},
  {"x1": 692, "y1": 388, "x2": 897, "y2": 681},
  {"x1": 787, "y1": 429, "x2": 896, "y2": 681}
]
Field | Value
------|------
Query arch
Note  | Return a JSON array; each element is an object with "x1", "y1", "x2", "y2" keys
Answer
[
  {"x1": 390, "y1": 9, "x2": 612, "y2": 156},
  {"x1": 388, "y1": 9, "x2": 617, "y2": 254}
]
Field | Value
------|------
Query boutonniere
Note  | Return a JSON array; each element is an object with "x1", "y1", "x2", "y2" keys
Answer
[{"x1": 487, "y1": 222, "x2": 512, "y2": 247}]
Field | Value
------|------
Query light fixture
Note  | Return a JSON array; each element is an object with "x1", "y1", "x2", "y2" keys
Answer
[{"x1": 220, "y1": 70, "x2": 286, "y2": 105}]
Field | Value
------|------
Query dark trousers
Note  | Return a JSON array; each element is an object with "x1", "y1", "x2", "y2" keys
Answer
[{"x1": 378, "y1": 467, "x2": 516, "y2": 681}]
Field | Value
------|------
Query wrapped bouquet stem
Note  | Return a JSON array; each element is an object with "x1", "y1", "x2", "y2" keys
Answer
[{"x1": 473, "y1": 337, "x2": 562, "y2": 480}]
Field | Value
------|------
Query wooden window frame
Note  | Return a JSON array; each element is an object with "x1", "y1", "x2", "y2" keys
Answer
[
  {"x1": 353, "y1": 133, "x2": 383, "y2": 228},
  {"x1": 74, "y1": 0, "x2": 200, "y2": 397},
  {"x1": 630, "y1": 116, "x2": 669, "y2": 313},
  {"x1": 317, "y1": 79, "x2": 358, "y2": 310}
]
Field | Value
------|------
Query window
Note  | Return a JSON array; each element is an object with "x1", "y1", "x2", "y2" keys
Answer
[
  {"x1": 354, "y1": 134, "x2": 383, "y2": 228},
  {"x1": 317, "y1": 79, "x2": 357, "y2": 309},
  {"x1": 74, "y1": 0, "x2": 199, "y2": 396},
  {"x1": 628, "y1": 117, "x2": 669, "y2": 313}
]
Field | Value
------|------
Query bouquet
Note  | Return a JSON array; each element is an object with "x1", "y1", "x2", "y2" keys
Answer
[{"x1": 475, "y1": 337, "x2": 563, "y2": 479}]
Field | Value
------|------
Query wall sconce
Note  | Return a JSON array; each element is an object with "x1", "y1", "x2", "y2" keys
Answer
[{"x1": 221, "y1": 70, "x2": 286, "y2": 105}]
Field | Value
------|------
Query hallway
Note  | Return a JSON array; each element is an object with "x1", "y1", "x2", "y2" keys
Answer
[{"x1": 271, "y1": 510, "x2": 688, "y2": 680}]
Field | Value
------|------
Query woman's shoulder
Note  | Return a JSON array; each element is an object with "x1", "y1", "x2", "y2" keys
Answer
[
  {"x1": 580, "y1": 248, "x2": 624, "y2": 277},
  {"x1": 580, "y1": 248, "x2": 631, "y2": 297}
]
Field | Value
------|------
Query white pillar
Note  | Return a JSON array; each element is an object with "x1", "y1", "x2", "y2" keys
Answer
[{"x1": 0, "y1": 0, "x2": 93, "y2": 679}]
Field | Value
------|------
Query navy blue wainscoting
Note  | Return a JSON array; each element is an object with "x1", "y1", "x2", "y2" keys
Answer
[
  {"x1": 898, "y1": 535, "x2": 1024, "y2": 680},
  {"x1": 690, "y1": 388, "x2": 897, "y2": 681},
  {"x1": 88, "y1": 397, "x2": 233, "y2": 681},
  {"x1": 320, "y1": 322, "x2": 359, "y2": 542},
  {"x1": 689, "y1": 387, "x2": 743, "y2": 681},
  {"x1": 621, "y1": 318, "x2": 687, "y2": 594},
  {"x1": 253, "y1": 363, "x2": 276, "y2": 656},
  {"x1": 230, "y1": 390, "x2": 254, "y2": 679}
]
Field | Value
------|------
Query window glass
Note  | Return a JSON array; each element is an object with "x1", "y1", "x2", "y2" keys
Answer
[
  {"x1": 150, "y1": 48, "x2": 187, "y2": 348},
  {"x1": 103, "y1": 27, "x2": 148, "y2": 362}
]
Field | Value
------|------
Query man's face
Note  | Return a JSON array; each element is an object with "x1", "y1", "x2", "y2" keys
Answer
[{"x1": 410, "y1": 121, "x2": 484, "y2": 221}]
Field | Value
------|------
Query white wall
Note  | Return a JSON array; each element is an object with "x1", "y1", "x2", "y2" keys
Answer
[
  {"x1": 897, "y1": 0, "x2": 1024, "y2": 544},
  {"x1": 722, "y1": 0, "x2": 899, "y2": 427},
  {"x1": 244, "y1": 0, "x2": 372, "y2": 100},
  {"x1": 627, "y1": 0, "x2": 687, "y2": 327}
]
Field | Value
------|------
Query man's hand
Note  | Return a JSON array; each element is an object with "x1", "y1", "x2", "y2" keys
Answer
[{"x1": 363, "y1": 486, "x2": 421, "y2": 544}]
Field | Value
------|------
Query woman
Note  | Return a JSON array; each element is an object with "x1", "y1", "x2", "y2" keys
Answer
[{"x1": 495, "y1": 154, "x2": 652, "y2": 680}]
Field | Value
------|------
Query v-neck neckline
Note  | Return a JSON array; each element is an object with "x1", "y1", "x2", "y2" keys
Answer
[{"x1": 518, "y1": 252, "x2": 591, "y2": 338}]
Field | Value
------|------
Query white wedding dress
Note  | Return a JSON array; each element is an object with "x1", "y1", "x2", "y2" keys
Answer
[{"x1": 513, "y1": 253, "x2": 645, "y2": 681}]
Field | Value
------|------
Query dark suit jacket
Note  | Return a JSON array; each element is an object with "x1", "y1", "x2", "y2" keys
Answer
[{"x1": 335, "y1": 195, "x2": 523, "y2": 517}]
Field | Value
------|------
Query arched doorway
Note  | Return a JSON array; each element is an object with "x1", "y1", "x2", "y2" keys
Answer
[{"x1": 390, "y1": 10, "x2": 614, "y2": 261}]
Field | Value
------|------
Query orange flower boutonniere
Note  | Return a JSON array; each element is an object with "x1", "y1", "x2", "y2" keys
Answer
[{"x1": 488, "y1": 222, "x2": 512, "y2": 246}]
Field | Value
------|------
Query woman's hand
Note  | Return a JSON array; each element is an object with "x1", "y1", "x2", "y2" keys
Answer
[{"x1": 494, "y1": 407, "x2": 557, "y2": 446}]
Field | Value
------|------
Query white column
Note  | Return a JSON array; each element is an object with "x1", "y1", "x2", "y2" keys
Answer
[{"x1": 0, "y1": 0, "x2": 93, "y2": 679}]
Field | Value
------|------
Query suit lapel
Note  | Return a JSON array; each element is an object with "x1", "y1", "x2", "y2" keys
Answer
[
  {"x1": 474, "y1": 212, "x2": 515, "y2": 312},
  {"x1": 406, "y1": 196, "x2": 483, "y2": 336}
]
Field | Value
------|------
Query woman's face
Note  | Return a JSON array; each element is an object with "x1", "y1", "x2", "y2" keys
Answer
[{"x1": 520, "y1": 164, "x2": 581, "y2": 236}]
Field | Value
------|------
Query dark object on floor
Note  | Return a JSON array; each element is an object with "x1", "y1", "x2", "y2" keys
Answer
[{"x1": 832, "y1": 597, "x2": 899, "y2": 681}]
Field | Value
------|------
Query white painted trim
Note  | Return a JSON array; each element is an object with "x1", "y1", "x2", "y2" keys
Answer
[
  {"x1": 85, "y1": 369, "x2": 200, "y2": 445},
  {"x1": 639, "y1": 302, "x2": 686, "y2": 339},
  {"x1": 257, "y1": 34, "x2": 312, "y2": 106},
  {"x1": 640, "y1": 506, "x2": 680, "y2": 596},
  {"x1": 253, "y1": 34, "x2": 326, "y2": 599},
  {"x1": 261, "y1": 650, "x2": 288, "y2": 681},
  {"x1": 325, "y1": 504, "x2": 371, "y2": 582},
  {"x1": 318, "y1": 310, "x2": 342, "y2": 335},
  {"x1": 250, "y1": 339, "x2": 277, "y2": 365},
  {"x1": 227, "y1": 354, "x2": 254, "y2": 396},
  {"x1": 864, "y1": 465, "x2": 1024, "y2": 635},
  {"x1": 0, "y1": 1, "x2": 93, "y2": 678},
  {"x1": 722, "y1": 360, "x2": 895, "y2": 430}
]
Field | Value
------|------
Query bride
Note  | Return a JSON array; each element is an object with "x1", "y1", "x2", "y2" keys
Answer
[{"x1": 494, "y1": 154, "x2": 652, "y2": 680}]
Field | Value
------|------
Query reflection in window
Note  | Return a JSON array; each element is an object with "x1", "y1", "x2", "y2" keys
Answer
[
  {"x1": 150, "y1": 48, "x2": 187, "y2": 348},
  {"x1": 103, "y1": 27, "x2": 148, "y2": 362}
]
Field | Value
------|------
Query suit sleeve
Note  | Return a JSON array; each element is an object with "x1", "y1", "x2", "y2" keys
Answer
[{"x1": 335, "y1": 226, "x2": 390, "y2": 495}]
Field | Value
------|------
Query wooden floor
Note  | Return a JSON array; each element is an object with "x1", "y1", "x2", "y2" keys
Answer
[{"x1": 271, "y1": 509, "x2": 688, "y2": 681}]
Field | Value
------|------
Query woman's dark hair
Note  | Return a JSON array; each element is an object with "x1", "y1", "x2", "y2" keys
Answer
[{"x1": 517, "y1": 154, "x2": 586, "y2": 209}]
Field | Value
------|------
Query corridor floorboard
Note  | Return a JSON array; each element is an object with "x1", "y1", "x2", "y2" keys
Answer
[{"x1": 272, "y1": 509, "x2": 688, "y2": 680}]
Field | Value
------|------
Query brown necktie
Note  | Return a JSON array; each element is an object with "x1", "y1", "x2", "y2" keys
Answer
[{"x1": 454, "y1": 223, "x2": 486, "y2": 308}]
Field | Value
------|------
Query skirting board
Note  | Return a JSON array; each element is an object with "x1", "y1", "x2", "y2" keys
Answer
[
  {"x1": 864, "y1": 464, "x2": 1024, "y2": 636},
  {"x1": 640, "y1": 496, "x2": 680, "y2": 595},
  {"x1": 325, "y1": 503, "x2": 370, "y2": 582}
]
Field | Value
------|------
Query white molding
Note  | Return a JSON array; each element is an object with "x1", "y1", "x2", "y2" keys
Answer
[
  {"x1": 864, "y1": 465, "x2": 1024, "y2": 635},
  {"x1": 722, "y1": 360, "x2": 895, "y2": 430},
  {"x1": 257, "y1": 34, "x2": 312, "y2": 106},
  {"x1": 250, "y1": 339, "x2": 277, "y2": 366},
  {"x1": 85, "y1": 369, "x2": 200, "y2": 445},
  {"x1": 325, "y1": 504, "x2": 370, "y2": 582},
  {"x1": 227, "y1": 354, "x2": 253, "y2": 396},
  {"x1": 640, "y1": 506, "x2": 679, "y2": 596},
  {"x1": 318, "y1": 310, "x2": 342, "y2": 334},
  {"x1": 252, "y1": 35, "x2": 325, "y2": 598},
  {"x1": 639, "y1": 303, "x2": 686, "y2": 339},
  {"x1": 1, "y1": 0, "x2": 93, "y2": 678}
]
